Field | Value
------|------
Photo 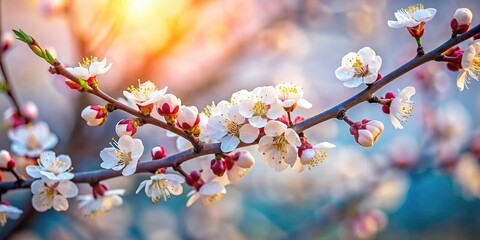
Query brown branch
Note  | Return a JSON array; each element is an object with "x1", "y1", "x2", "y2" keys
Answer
[{"x1": 1, "y1": 24, "x2": 479, "y2": 193}]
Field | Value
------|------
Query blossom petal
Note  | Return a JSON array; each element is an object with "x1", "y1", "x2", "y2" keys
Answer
[
  {"x1": 284, "y1": 129, "x2": 301, "y2": 146},
  {"x1": 32, "y1": 193, "x2": 51, "y2": 212},
  {"x1": 264, "y1": 120, "x2": 287, "y2": 137},
  {"x1": 335, "y1": 67, "x2": 354, "y2": 81},
  {"x1": 220, "y1": 135, "x2": 240, "y2": 152},
  {"x1": 199, "y1": 182, "x2": 226, "y2": 195},
  {"x1": 343, "y1": 77, "x2": 363, "y2": 88},
  {"x1": 239, "y1": 124, "x2": 259, "y2": 143},
  {"x1": 57, "y1": 180, "x2": 79, "y2": 198},
  {"x1": 186, "y1": 193, "x2": 200, "y2": 207},
  {"x1": 26, "y1": 166, "x2": 43, "y2": 178},
  {"x1": 248, "y1": 116, "x2": 268, "y2": 128},
  {"x1": 53, "y1": 195, "x2": 69, "y2": 211}
]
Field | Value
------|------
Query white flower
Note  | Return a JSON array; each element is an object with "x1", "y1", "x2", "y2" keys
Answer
[
  {"x1": 123, "y1": 80, "x2": 167, "y2": 107},
  {"x1": 136, "y1": 174, "x2": 185, "y2": 203},
  {"x1": 100, "y1": 135, "x2": 144, "y2": 176},
  {"x1": 257, "y1": 120, "x2": 301, "y2": 171},
  {"x1": 387, "y1": 4, "x2": 436, "y2": 29},
  {"x1": 230, "y1": 89, "x2": 251, "y2": 106},
  {"x1": 31, "y1": 178, "x2": 78, "y2": 212},
  {"x1": 275, "y1": 82, "x2": 312, "y2": 110},
  {"x1": 77, "y1": 189, "x2": 125, "y2": 216},
  {"x1": 66, "y1": 57, "x2": 112, "y2": 80},
  {"x1": 207, "y1": 103, "x2": 259, "y2": 152},
  {"x1": 8, "y1": 121, "x2": 58, "y2": 157},
  {"x1": 0, "y1": 203, "x2": 23, "y2": 226},
  {"x1": 389, "y1": 86, "x2": 416, "y2": 129},
  {"x1": 227, "y1": 151, "x2": 255, "y2": 184},
  {"x1": 297, "y1": 142, "x2": 336, "y2": 172},
  {"x1": 186, "y1": 182, "x2": 226, "y2": 207},
  {"x1": 239, "y1": 86, "x2": 284, "y2": 128},
  {"x1": 26, "y1": 151, "x2": 74, "y2": 180},
  {"x1": 454, "y1": 153, "x2": 480, "y2": 199},
  {"x1": 81, "y1": 105, "x2": 107, "y2": 126},
  {"x1": 457, "y1": 40, "x2": 480, "y2": 91},
  {"x1": 335, "y1": 47, "x2": 382, "y2": 88}
]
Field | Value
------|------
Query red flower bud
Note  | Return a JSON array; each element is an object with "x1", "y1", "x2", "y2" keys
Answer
[{"x1": 151, "y1": 145, "x2": 167, "y2": 160}]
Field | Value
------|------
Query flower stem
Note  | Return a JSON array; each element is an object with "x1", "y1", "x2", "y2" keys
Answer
[{"x1": 10, "y1": 169, "x2": 24, "y2": 182}]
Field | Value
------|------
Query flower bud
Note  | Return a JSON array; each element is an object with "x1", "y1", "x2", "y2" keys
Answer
[
  {"x1": 443, "y1": 46, "x2": 464, "y2": 72},
  {"x1": 92, "y1": 183, "x2": 109, "y2": 199},
  {"x1": 81, "y1": 105, "x2": 107, "y2": 126},
  {"x1": 350, "y1": 120, "x2": 384, "y2": 147},
  {"x1": 233, "y1": 150, "x2": 255, "y2": 169},
  {"x1": 347, "y1": 209, "x2": 387, "y2": 240},
  {"x1": 2, "y1": 32, "x2": 13, "y2": 52},
  {"x1": 0, "y1": 150, "x2": 15, "y2": 170},
  {"x1": 65, "y1": 79, "x2": 82, "y2": 91},
  {"x1": 115, "y1": 119, "x2": 137, "y2": 137},
  {"x1": 186, "y1": 170, "x2": 203, "y2": 187},
  {"x1": 177, "y1": 106, "x2": 200, "y2": 134},
  {"x1": 210, "y1": 159, "x2": 226, "y2": 177},
  {"x1": 157, "y1": 94, "x2": 181, "y2": 124},
  {"x1": 151, "y1": 145, "x2": 167, "y2": 160},
  {"x1": 451, "y1": 8, "x2": 472, "y2": 35},
  {"x1": 22, "y1": 101, "x2": 38, "y2": 122}
]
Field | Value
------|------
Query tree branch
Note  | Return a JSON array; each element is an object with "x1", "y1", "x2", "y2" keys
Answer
[{"x1": 1, "y1": 24, "x2": 479, "y2": 193}]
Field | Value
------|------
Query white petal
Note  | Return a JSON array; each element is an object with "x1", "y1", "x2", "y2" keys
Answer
[
  {"x1": 264, "y1": 121, "x2": 287, "y2": 137},
  {"x1": 335, "y1": 67, "x2": 354, "y2": 81},
  {"x1": 248, "y1": 116, "x2": 268, "y2": 128},
  {"x1": 284, "y1": 145, "x2": 298, "y2": 166},
  {"x1": 167, "y1": 183, "x2": 183, "y2": 195},
  {"x1": 413, "y1": 8, "x2": 436, "y2": 22},
  {"x1": 199, "y1": 182, "x2": 225, "y2": 195},
  {"x1": 56, "y1": 155, "x2": 72, "y2": 172},
  {"x1": 32, "y1": 193, "x2": 51, "y2": 212},
  {"x1": 186, "y1": 193, "x2": 200, "y2": 207},
  {"x1": 136, "y1": 180, "x2": 148, "y2": 194},
  {"x1": 314, "y1": 142, "x2": 336, "y2": 149},
  {"x1": 53, "y1": 195, "x2": 69, "y2": 211},
  {"x1": 457, "y1": 70, "x2": 467, "y2": 91},
  {"x1": 297, "y1": 99, "x2": 312, "y2": 109},
  {"x1": 390, "y1": 114, "x2": 404, "y2": 129},
  {"x1": 31, "y1": 180, "x2": 45, "y2": 194},
  {"x1": 343, "y1": 77, "x2": 363, "y2": 88},
  {"x1": 266, "y1": 103, "x2": 285, "y2": 119},
  {"x1": 239, "y1": 124, "x2": 259, "y2": 143},
  {"x1": 26, "y1": 166, "x2": 43, "y2": 178},
  {"x1": 220, "y1": 136, "x2": 240, "y2": 152},
  {"x1": 284, "y1": 129, "x2": 301, "y2": 146},
  {"x1": 387, "y1": 20, "x2": 405, "y2": 28},
  {"x1": 57, "y1": 180, "x2": 79, "y2": 198},
  {"x1": 122, "y1": 159, "x2": 138, "y2": 176}
]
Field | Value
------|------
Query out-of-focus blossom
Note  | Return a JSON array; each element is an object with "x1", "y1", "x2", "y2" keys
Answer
[
  {"x1": 0, "y1": 150, "x2": 15, "y2": 170},
  {"x1": 349, "y1": 120, "x2": 384, "y2": 147},
  {"x1": 186, "y1": 181, "x2": 227, "y2": 207},
  {"x1": 151, "y1": 145, "x2": 167, "y2": 160},
  {"x1": 31, "y1": 178, "x2": 78, "y2": 212},
  {"x1": 40, "y1": 0, "x2": 67, "y2": 15},
  {"x1": 100, "y1": 135, "x2": 144, "y2": 176},
  {"x1": 1, "y1": 32, "x2": 13, "y2": 51},
  {"x1": 0, "y1": 202, "x2": 23, "y2": 226},
  {"x1": 258, "y1": 120, "x2": 301, "y2": 171},
  {"x1": 296, "y1": 141, "x2": 336, "y2": 172},
  {"x1": 207, "y1": 103, "x2": 258, "y2": 152},
  {"x1": 26, "y1": 151, "x2": 73, "y2": 180},
  {"x1": 239, "y1": 86, "x2": 284, "y2": 128},
  {"x1": 451, "y1": 8, "x2": 473, "y2": 35},
  {"x1": 454, "y1": 153, "x2": 480, "y2": 199},
  {"x1": 136, "y1": 173, "x2": 185, "y2": 203},
  {"x1": 8, "y1": 121, "x2": 58, "y2": 158},
  {"x1": 363, "y1": 170, "x2": 410, "y2": 211},
  {"x1": 124, "y1": 80, "x2": 167, "y2": 115},
  {"x1": 157, "y1": 93, "x2": 181, "y2": 124},
  {"x1": 387, "y1": 4, "x2": 436, "y2": 38},
  {"x1": 389, "y1": 86, "x2": 416, "y2": 129},
  {"x1": 177, "y1": 106, "x2": 201, "y2": 135},
  {"x1": 77, "y1": 184, "x2": 124, "y2": 217},
  {"x1": 115, "y1": 119, "x2": 138, "y2": 137},
  {"x1": 3, "y1": 101, "x2": 39, "y2": 129},
  {"x1": 81, "y1": 105, "x2": 108, "y2": 126},
  {"x1": 457, "y1": 40, "x2": 480, "y2": 91},
  {"x1": 66, "y1": 57, "x2": 112, "y2": 81},
  {"x1": 345, "y1": 209, "x2": 388, "y2": 240},
  {"x1": 335, "y1": 47, "x2": 382, "y2": 88},
  {"x1": 275, "y1": 82, "x2": 312, "y2": 111}
]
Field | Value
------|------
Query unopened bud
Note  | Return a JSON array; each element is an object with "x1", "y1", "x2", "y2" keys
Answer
[
  {"x1": 2, "y1": 32, "x2": 13, "y2": 52},
  {"x1": 350, "y1": 120, "x2": 384, "y2": 147},
  {"x1": 151, "y1": 145, "x2": 167, "y2": 160},
  {"x1": 81, "y1": 105, "x2": 107, "y2": 126},
  {"x1": 451, "y1": 8, "x2": 472, "y2": 35},
  {"x1": 177, "y1": 106, "x2": 200, "y2": 135},
  {"x1": 115, "y1": 119, "x2": 137, "y2": 137},
  {"x1": 157, "y1": 94, "x2": 181, "y2": 124},
  {"x1": 22, "y1": 101, "x2": 38, "y2": 122},
  {"x1": 233, "y1": 151, "x2": 255, "y2": 168},
  {"x1": 210, "y1": 159, "x2": 226, "y2": 176},
  {"x1": 0, "y1": 150, "x2": 15, "y2": 170}
]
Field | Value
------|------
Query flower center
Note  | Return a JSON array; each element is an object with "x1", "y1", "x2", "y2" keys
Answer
[
  {"x1": 128, "y1": 80, "x2": 158, "y2": 101},
  {"x1": 151, "y1": 179, "x2": 171, "y2": 203},
  {"x1": 78, "y1": 56, "x2": 97, "y2": 68},
  {"x1": 116, "y1": 151, "x2": 132, "y2": 166},
  {"x1": 272, "y1": 134, "x2": 288, "y2": 151},
  {"x1": 277, "y1": 83, "x2": 299, "y2": 100},
  {"x1": 26, "y1": 134, "x2": 42, "y2": 151},
  {"x1": 468, "y1": 56, "x2": 480, "y2": 81},
  {"x1": 226, "y1": 121, "x2": 240, "y2": 136},
  {"x1": 398, "y1": 3, "x2": 424, "y2": 19},
  {"x1": 305, "y1": 150, "x2": 328, "y2": 169},
  {"x1": 252, "y1": 101, "x2": 268, "y2": 117},
  {"x1": 395, "y1": 100, "x2": 415, "y2": 123},
  {"x1": 202, "y1": 193, "x2": 223, "y2": 205},
  {"x1": 0, "y1": 212, "x2": 6, "y2": 226}
]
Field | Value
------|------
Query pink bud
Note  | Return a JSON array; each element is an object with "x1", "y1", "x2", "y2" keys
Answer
[
  {"x1": 177, "y1": 106, "x2": 200, "y2": 130},
  {"x1": 297, "y1": 141, "x2": 313, "y2": 158},
  {"x1": 451, "y1": 8, "x2": 472, "y2": 34},
  {"x1": 115, "y1": 119, "x2": 137, "y2": 137},
  {"x1": 348, "y1": 209, "x2": 387, "y2": 240},
  {"x1": 151, "y1": 145, "x2": 167, "y2": 160},
  {"x1": 384, "y1": 92, "x2": 395, "y2": 99},
  {"x1": 233, "y1": 151, "x2": 255, "y2": 168},
  {"x1": 92, "y1": 183, "x2": 109, "y2": 199},
  {"x1": 81, "y1": 105, "x2": 107, "y2": 126},
  {"x1": 0, "y1": 150, "x2": 15, "y2": 170},
  {"x1": 381, "y1": 105, "x2": 390, "y2": 114},
  {"x1": 21, "y1": 101, "x2": 39, "y2": 122},
  {"x1": 294, "y1": 116, "x2": 305, "y2": 123},
  {"x1": 210, "y1": 159, "x2": 226, "y2": 177},
  {"x1": 137, "y1": 103, "x2": 154, "y2": 116},
  {"x1": 157, "y1": 94, "x2": 181, "y2": 117},
  {"x1": 65, "y1": 79, "x2": 82, "y2": 91},
  {"x1": 2, "y1": 32, "x2": 13, "y2": 52}
]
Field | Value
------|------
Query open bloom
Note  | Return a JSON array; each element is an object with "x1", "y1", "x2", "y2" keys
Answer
[
  {"x1": 207, "y1": 103, "x2": 259, "y2": 152},
  {"x1": 26, "y1": 151, "x2": 74, "y2": 180},
  {"x1": 0, "y1": 150, "x2": 15, "y2": 170},
  {"x1": 389, "y1": 86, "x2": 416, "y2": 129},
  {"x1": 297, "y1": 141, "x2": 336, "y2": 171},
  {"x1": 186, "y1": 181, "x2": 226, "y2": 207},
  {"x1": 258, "y1": 120, "x2": 301, "y2": 171},
  {"x1": 387, "y1": 4, "x2": 436, "y2": 38},
  {"x1": 157, "y1": 93, "x2": 181, "y2": 124},
  {"x1": 8, "y1": 121, "x2": 58, "y2": 157},
  {"x1": 123, "y1": 80, "x2": 167, "y2": 115},
  {"x1": 100, "y1": 135, "x2": 144, "y2": 176},
  {"x1": 457, "y1": 40, "x2": 480, "y2": 91},
  {"x1": 451, "y1": 8, "x2": 473, "y2": 35},
  {"x1": 31, "y1": 178, "x2": 78, "y2": 212},
  {"x1": 275, "y1": 82, "x2": 312, "y2": 111},
  {"x1": 136, "y1": 174, "x2": 184, "y2": 203},
  {"x1": 335, "y1": 47, "x2": 382, "y2": 88},
  {"x1": 350, "y1": 120, "x2": 384, "y2": 147},
  {"x1": 81, "y1": 105, "x2": 108, "y2": 126},
  {"x1": 0, "y1": 202, "x2": 23, "y2": 226},
  {"x1": 77, "y1": 186, "x2": 125, "y2": 217},
  {"x1": 239, "y1": 86, "x2": 284, "y2": 128},
  {"x1": 66, "y1": 57, "x2": 112, "y2": 80}
]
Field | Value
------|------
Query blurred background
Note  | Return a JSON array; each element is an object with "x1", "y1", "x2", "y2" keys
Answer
[{"x1": 1, "y1": 0, "x2": 480, "y2": 239}]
